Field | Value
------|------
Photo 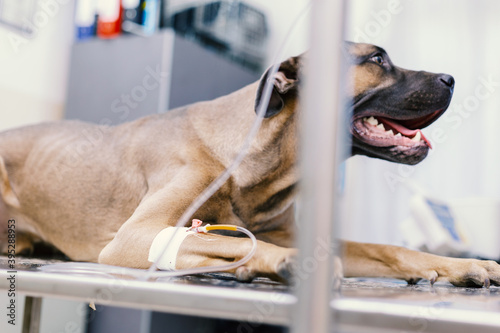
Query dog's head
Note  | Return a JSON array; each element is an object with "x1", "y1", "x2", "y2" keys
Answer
[
  {"x1": 254, "y1": 42, "x2": 454, "y2": 165},
  {"x1": 345, "y1": 42, "x2": 454, "y2": 164}
]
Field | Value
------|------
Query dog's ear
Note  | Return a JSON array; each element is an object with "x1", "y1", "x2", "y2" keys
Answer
[{"x1": 255, "y1": 56, "x2": 301, "y2": 118}]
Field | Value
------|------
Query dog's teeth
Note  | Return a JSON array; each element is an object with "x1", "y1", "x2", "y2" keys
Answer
[
  {"x1": 365, "y1": 116, "x2": 378, "y2": 126},
  {"x1": 411, "y1": 131, "x2": 421, "y2": 142},
  {"x1": 395, "y1": 133, "x2": 402, "y2": 138},
  {"x1": 386, "y1": 130, "x2": 394, "y2": 136},
  {"x1": 376, "y1": 123, "x2": 385, "y2": 130}
]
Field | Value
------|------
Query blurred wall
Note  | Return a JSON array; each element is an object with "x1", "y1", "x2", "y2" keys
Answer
[
  {"x1": 0, "y1": 1, "x2": 74, "y2": 131},
  {"x1": 247, "y1": 0, "x2": 309, "y2": 64}
]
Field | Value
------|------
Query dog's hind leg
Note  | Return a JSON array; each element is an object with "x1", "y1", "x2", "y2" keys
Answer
[{"x1": 0, "y1": 156, "x2": 41, "y2": 256}]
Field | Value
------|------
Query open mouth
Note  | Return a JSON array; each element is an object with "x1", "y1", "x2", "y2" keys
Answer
[{"x1": 351, "y1": 109, "x2": 444, "y2": 150}]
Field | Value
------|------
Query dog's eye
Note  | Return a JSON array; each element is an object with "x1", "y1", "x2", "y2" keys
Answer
[{"x1": 370, "y1": 54, "x2": 384, "y2": 65}]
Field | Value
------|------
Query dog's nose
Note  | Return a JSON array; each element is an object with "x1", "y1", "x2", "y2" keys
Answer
[{"x1": 439, "y1": 74, "x2": 455, "y2": 88}]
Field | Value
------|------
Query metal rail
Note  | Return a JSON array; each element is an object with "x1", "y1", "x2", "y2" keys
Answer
[
  {"x1": 0, "y1": 270, "x2": 294, "y2": 326},
  {"x1": 293, "y1": 0, "x2": 346, "y2": 332}
]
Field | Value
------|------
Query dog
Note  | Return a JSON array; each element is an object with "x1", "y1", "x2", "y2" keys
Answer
[{"x1": 1, "y1": 42, "x2": 499, "y2": 287}]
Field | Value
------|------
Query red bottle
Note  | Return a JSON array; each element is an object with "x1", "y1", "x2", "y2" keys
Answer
[{"x1": 97, "y1": 0, "x2": 122, "y2": 39}]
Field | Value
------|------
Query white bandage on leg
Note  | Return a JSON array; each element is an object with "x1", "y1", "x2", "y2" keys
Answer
[{"x1": 148, "y1": 227, "x2": 196, "y2": 270}]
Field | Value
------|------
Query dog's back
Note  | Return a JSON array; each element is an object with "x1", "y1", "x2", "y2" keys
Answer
[{"x1": 0, "y1": 121, "x2": 145, "y2": 259}]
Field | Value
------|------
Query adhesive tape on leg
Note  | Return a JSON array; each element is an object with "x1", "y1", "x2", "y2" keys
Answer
[{"x1": 148, "y1": 227, "x2": 195, "y2": 270}]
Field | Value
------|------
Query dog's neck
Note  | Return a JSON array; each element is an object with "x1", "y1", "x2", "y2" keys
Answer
[{"x1": 188, "y1": 82, "x2": 299, "y2": 188}]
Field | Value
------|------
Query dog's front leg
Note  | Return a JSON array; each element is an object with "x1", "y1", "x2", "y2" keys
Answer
[
  {"x1": 97, "y1": 171, "x2": 295, "y2": 281},
  {"x1": 98, "y1": 166, "x2": 217, "y2": 268},
  {"x1": 99, "y1": 213, "x2": 296, "y2": 281},
  {"x1": 342, "y1": 241, "x2": 500, "y2": 287}
]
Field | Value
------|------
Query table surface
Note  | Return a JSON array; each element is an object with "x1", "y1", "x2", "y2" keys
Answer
[{"x1": 1, "y1": 256, "x2": 500, "y2": 332}]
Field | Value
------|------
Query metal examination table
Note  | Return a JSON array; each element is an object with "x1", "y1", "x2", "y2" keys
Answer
[{"x1": 1, "y1": 256, "x2": 500, "y2": 333}]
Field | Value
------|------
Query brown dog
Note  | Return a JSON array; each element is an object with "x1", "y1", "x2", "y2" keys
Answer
[{"x1": 1, "y1": 42, "x2": 499, "y2": 287}]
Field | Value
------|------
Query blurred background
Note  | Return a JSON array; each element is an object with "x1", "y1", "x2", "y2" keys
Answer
[
  {"x1": 0, "y1": 0, "x2": 308, "y2": 129},
  {"x1": 0, "y1": 0, "x2": 500, "y2": 332}
]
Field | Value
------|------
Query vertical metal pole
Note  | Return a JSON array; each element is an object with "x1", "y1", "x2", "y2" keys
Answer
[
  {"x1": 157, "y1": 30, "x2": 174, "y2": 114},
  {"x1": 292, "y1": 0, "x2": 345, "y2": 332},
  {"x1": 139, "y1": 310, "x2": 152, "y2": 333},
  {"x1": 22, "y1": 297, "x2": 42, "y2": 333}
]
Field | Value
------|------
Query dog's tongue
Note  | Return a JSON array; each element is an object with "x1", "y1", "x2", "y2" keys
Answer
[{"x1": 378, "y1": 118, "x2": 432, "y2": 149}]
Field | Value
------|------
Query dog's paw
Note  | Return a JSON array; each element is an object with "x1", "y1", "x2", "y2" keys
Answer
[
  {"x1": 235, "y1": 266, "x2": 256, "y2": 282},
  {"x1": 405, "y1": 277, "x2": 423, "y2": 285},
  {"x1": 276, "y1": 254, "x2": 296, "y2": 284},
  {"x1": 450, "y1": 259, "x2": 500, "y2": 288},
  {"x1": 440, "y1": 258, "x2": 500, "y2": 288},
  {"x1": 234, "y1": 247, "x2": 297, "y2": 284}
]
